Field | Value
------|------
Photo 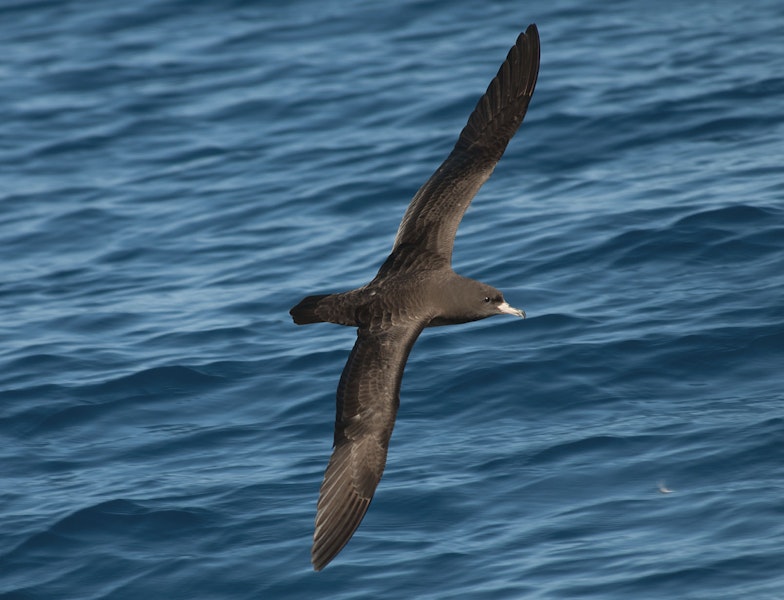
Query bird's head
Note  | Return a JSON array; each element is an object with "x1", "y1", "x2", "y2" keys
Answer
[{"x1": 429, "y1": 277, "x2": 525, "y2": 326}]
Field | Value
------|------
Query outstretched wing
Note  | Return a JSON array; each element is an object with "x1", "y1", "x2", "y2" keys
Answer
[
  {"x1": 311, "y1": 322, "x2": 425, "y2": 570},
  {"x1": 392, "y1": 24, "x2": 540, "y2": 264}
]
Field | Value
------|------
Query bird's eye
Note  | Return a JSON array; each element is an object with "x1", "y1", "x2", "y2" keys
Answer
[{"x1": 483, "y1": 296, "x2": 491, "y2": 303}]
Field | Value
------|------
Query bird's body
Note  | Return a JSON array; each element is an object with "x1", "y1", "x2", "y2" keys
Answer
[{"x1": 291, "y1": 24, "x2": 540, "y2": 570}]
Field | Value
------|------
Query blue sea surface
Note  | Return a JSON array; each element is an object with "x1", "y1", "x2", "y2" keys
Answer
[{"x1": 2, "y1": 0, "x2": 783, "y2": 598}]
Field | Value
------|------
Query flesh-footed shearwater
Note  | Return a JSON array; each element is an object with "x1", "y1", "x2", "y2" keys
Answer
[{"x1": 291, "y1": 24, "x2": 540, "y2": 570}]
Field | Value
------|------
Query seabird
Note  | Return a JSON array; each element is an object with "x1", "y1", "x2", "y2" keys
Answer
[{"x1": 290, "y1": 24, "x2": 540, "y2": 570}]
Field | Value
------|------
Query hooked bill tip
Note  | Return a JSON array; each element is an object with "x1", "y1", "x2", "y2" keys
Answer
[{"x1": 498, "y1": 301, "x2": 525, "y2": 318}]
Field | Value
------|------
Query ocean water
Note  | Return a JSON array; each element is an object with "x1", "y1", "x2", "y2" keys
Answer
[{"x1": 1, "y1": 0, "x2": 783, "y2": 598}]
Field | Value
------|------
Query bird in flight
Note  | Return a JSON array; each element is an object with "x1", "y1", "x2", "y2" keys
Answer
[{"x1": 291, "y1": 24, "x2": 540, "y2": 570}]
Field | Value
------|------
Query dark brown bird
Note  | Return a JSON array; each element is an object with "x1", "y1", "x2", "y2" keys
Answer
[{"x1": 290, "y1": 24, "x2": 540, "y2": 570}]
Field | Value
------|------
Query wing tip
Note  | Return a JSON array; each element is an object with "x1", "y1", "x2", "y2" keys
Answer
[
  {"x1": 453, "y1": 23, "x2": 541, "y2": 155},
  {"x1": 311, "y1": 494, "x2": 372, "y2": 571},
  {"x1": 310, "y1": 440, "x2": 380, "y2": 570}
]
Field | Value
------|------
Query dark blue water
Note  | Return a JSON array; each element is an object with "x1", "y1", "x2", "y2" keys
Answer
[{"x1": 2, "y1": 1, "x2": 783, "y2": 598}]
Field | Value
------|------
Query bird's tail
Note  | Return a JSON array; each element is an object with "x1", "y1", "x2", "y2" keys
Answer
[{"x1": 290, "y1": 294, "x2": 331, "y2": 325}]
